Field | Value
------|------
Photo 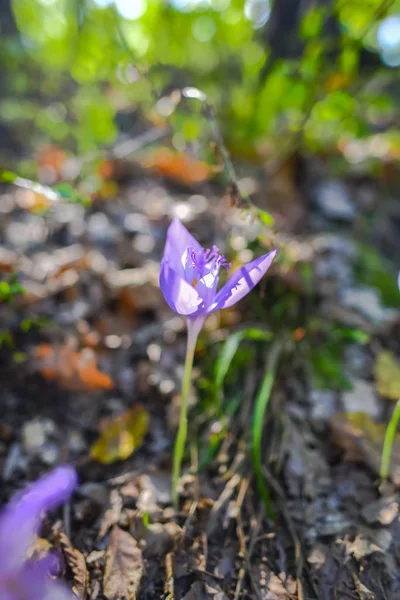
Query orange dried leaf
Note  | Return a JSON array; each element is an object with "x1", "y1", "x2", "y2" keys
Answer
[
  {"x1": 90, "y1": 405, "x2": 149, "y2": 464},
  {"x1": 36, "y1": 145, "x2": 67, "y2": 174},
  {"x1": 34, "y1": 343, "x2": 113, "y2": 391},
  {"x1": 141, "y1": 148, "x2": 210, "y2": 185}
]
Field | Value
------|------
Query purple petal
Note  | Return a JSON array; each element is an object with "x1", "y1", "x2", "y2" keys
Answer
[
  {"x1": 14, "y1": 466, "x2": 78, "y2": 513},
  {"x1": 0, "y1": 560, "x2": 76, "y2": 600},
  {"x1": 194, "y1": 271, "x2": 219, "y2": 312},
  {"x1": 209, "y1": 250, "x2": 278, "y2": 312},
  {"x1": 163, "y1": 219, "x2": 203, "y2": 279},
  {"x1": 160, "y1": 259, "x2": 204, "y2": 316},
  {"x1": 0, "y1": 466, "x2": 77, "y2": 572}
]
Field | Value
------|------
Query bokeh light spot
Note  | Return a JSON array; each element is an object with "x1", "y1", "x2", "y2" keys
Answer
[
  {"x1": 377, "y1": 15, "x2": 400, "y2": 67},
  {"x1": 244, "y1": 0, "x2": 271, "y2": 29}
]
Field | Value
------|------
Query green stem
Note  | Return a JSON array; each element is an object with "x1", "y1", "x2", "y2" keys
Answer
[
  {"x1": 380, "y1": 398, "x2": 400, "y2": 481},
  {"x1": 252, "y1": 339, "x2": 284, "y2": 521},
  {"x1": 172, "y1": 318, "x2": 202, "y2": 507}
]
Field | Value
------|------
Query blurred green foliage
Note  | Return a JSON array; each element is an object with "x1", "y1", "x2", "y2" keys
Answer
[
  {"x1": 2, "y1": 0, "x2": 400, "y2": 170},
  {"x1": 0, "y1": 277, "x2": 26, "y2": 303}
]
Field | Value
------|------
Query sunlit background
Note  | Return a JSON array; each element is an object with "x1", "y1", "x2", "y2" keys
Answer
[{"x1": 2, "y1": 0, "x2": 400, "y2": 174}]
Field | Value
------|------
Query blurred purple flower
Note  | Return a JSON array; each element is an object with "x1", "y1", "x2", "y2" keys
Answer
[
  {"x1": 160, "y1": 218, "x2": 277, "y2": 330},
  {"x1": 0, "y1": 465, "x2": 78, "y2": 600}
]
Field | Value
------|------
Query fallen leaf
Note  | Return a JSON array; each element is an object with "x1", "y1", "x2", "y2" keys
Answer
[
  {"x1": 90, "y1": 405, "x2": 149, "y2": 464},
  {"x1": 98, "y1": 489, "x2": 123, "y2": 539},
  {"x1": 141, "y1": 148, "x2": 210, "y2": 185},
  {"x1": 34, "y1": 343, "x2": 113, "y2": 391},
  {"x1": 182, "y1": 580, "x2": 229, "y2": 600},
  {"x1": 351, "y1": 572, "x2": 375, "y2": 599},
  {"x1": 361, "y1": 496, "x2": 399, "y2": 526},
  {"x1": 56, "y1": 532, "x2": 88, "y2": 600},
  {"x1": 36, "y1": 145, "x2": 67, "y2": 175},
  {"x1": 374, "y1": 350, "x2": 400, "y2": 400},
  {"x1": 139, "y1": 522, "x2": 183, "y2": 558},
  {"x1": 329, "y1": 411, "x2": 400, "y2": 483},
  {"x1": 103, "y1": 526, "x2": 143, "y2": 600}
]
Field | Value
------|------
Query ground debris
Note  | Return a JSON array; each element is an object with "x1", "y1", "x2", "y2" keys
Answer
[
  {"x1": 329, "y1": 412, "x2": 400, "y2": 483},
  {"x1": 34, "y1": 342, "x2": 113, "y2": 391},
  {"x1": 90, "y1": 405, "x2": 150, "y2": 465},
  {"x1": 103, "y1": 525, "x2": 143, "y2": 600},
  {"x1": 56, "y1": 532, "x2": 89, "y2": 600}
]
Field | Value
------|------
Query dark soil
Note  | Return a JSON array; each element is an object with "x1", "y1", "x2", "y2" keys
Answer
[{"x1": 0, "y1": 158, "x2": 399, "y2": 599}]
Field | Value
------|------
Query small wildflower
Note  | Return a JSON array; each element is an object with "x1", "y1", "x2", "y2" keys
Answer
[
  {"x1": 160, "y1": 218, "x2": 277, "y2": 335},
  {"x1": 159, "y1": 218, "x2": 277, "y2": 504}
]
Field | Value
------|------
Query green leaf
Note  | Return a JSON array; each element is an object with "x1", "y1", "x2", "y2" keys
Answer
[
  {"x1": 354, "y1": 244, "x2": 399, "y2": 308},
  {"x1": 0, "y1": 170, "x2": 18, "y2": 183},
  {"x1": 339, "y1": 45, "x2": 359, "y2": 75},
  {"x1": 300, "y1": 5, "x2": 324, "y2": 40},
  {"x1": 256, "y1": 208, "x2": 275, "y2": 228},
  {"x1": 54, "y1": 183, "x2": 90, "y2": 206},
  {"x1": 214, "y1": 328, "x2": 272, "y2": 404}
]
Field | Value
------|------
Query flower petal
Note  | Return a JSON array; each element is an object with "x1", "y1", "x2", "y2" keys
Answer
[
  {"x1": 163, "y1": 218, "x2": 203, "y2": 279},
  {"x1": 1, "y1": 560, "x2": 76, "y2": 600},
  {"x1": 194, "y1": 271, "x2": 219, "y2": 312},
  {"x1": 160, "y1": 259, "x2": 204, "y2": 316},
  {"x1": 209, "y1": 250, "x2": 278, "y2": 312},
  {"x1": 0, "y1": 466, "x2": 77, "y2": 572}
]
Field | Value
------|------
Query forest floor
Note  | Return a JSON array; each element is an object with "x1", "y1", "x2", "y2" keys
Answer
[{"x1": 1, "y1": 149, "x2": 400, "y2": 599}]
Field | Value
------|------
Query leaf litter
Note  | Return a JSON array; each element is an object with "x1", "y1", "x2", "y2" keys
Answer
[
  {"x1": 103, "y1": 526, "x2": 143, "y2": 600},
  {"x1": 0, "y1": 148, "x2": 399, "y2": 599}
]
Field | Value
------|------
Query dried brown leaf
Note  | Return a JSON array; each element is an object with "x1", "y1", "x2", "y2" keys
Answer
[
  {"x1": 98, "y1": 489, "x2": 123, "y2": 540},
  {"x1": 103, "y1": 526, "x2": 143, "y2": 600},
  {"x1": 57, "y1": 532, "x2": 88, "y2": 600}
]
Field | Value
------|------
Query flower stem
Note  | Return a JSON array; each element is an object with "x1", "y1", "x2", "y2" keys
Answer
[{"x1": 172, "y1": 319, "x2": 201, "y2": 507}]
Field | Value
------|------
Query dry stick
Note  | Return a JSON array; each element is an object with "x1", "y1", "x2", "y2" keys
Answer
[
  {"x1": 181, "y1": 88, "x2": 255, "y2": 211},
  {"x1": 164, "y1": 551, "x2": 175, "y2": 600},
  {"x1": 63, "y1": 501, "x2": 72, "y2": 541},
  {"x1": 261, "y1": 466, "x2": 306, "y2": 600},
  {"x1": 233, "y1": 476, "x2": 253, "y2": 600}
]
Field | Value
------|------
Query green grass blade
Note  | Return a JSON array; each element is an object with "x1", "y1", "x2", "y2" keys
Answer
[
  {"x1": 252, "y1": 340, "x2": 283, "y2": 520},
  {"x1": 214, "y1": 327, "x2": 272, "y2": 404},
  {"x1": 380, "y1": 398, "x2": 400, "y2": 481}
]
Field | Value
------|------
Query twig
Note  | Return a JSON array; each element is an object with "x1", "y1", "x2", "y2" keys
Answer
[
  {"x1": 164, "y1": 551, "x2": 175, "y2": 600},
  {"x1": 261, "y1": 467, "x2": 306, "y2": 600},
  {"x1": 181, "y1": 87, "x2": 254, "y2": 211}
]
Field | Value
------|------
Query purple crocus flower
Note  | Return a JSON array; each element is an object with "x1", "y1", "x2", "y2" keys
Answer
[
  {"x1": 160, "y1": 219, "x2": 277, "y2": 504},
  {"x1": 160, "y1": 218, "x2": 277, "y2": 335},
  {"x1": 0, "y1": 465, "x2": 78, "y2": 600}
]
